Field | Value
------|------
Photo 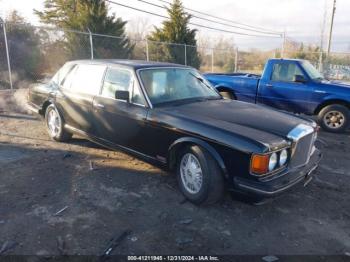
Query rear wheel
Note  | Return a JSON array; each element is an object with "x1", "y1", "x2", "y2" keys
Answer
[
  {"x1": 45, "y1": 104, "x2": 72, "y2": 142},
  {"x1": 176, "y1": 145, "x2": 224, "y2": 205},
  {"x1": 219, "y1": 91, "x2": 235, "y2": 100},
  {"x1": 318, "y1": 104, "x2": 349, "y2": 133}
]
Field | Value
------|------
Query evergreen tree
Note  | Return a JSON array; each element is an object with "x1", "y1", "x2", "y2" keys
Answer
[
  {"x1": 148, "y1": 0, "x2": 200, "y2": 68},
  {"x1": 35, "y1": 0, "x2": 133, "y2": 59}
]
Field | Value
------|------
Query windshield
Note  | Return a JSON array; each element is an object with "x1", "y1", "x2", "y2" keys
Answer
[
  {"x1": 301, "y1": 60, "x2": 324, "y2": 80},
  {"x1": 139, "y1": 68, "x2": 221, "y2": 106}
]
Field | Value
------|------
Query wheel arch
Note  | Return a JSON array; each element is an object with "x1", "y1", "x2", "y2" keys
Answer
[
  {"x1": 39, "y1": 100, "x2": 53, "y2": 116},
  {"x1": 168, "y1": 137, "x2": 229, "y2": 179},
  {"x1": 41, "y1": 100, "x2": 66, "y2": 123},
  {"x1": 314, "y1": 99, "x2": 350, "y2": 115},
  {"x1": 215, "y1": 85, "x2": 237, "y2": 99}
]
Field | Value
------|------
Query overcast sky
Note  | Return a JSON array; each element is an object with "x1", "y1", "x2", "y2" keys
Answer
[{"x1": 0, "y1": 0, "x2": 349, "y2": 52}]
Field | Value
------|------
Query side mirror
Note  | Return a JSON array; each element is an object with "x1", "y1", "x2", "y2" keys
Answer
[
  {"x1": 294, "y1": 74, "x2": 307, "y2": 83},
  {"x1": 115, "y1": 90, "x2": 130, "y2": 102}
]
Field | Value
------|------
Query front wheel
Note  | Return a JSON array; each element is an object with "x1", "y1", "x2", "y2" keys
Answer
[
  {"x1": 318, "y1": 104, "x2": 349, "y2": 133},
  {"x1": 176, "y1": 145, "x2": 224, "y2": 205},
  {"x1": 45, "y1": 104, "x2": 72, "y2": 142}
]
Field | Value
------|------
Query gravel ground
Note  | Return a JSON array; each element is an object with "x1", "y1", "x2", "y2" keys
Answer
[{"x1": 0, "y1": 109, "x2": 349, "y2": 256}]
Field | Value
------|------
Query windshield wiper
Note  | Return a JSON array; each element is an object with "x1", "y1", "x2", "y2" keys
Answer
[
  {"x1": 193, "y1": 96, "x2": 221, "y2": 102},
  {"x1": 189, "y1": 72, "x2": 213, "y2": 90}
]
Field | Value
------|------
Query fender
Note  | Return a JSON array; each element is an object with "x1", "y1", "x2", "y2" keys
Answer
[
  {"x1": 320, "y1": 94, "x2": 350, "y2": 104},
  {"x1": 40, "y1": 98, "x2": 67, "y2": 123},
  {"x1": 168, "y1": 137, "x2": 229, "y2": 178},
  {"x1": 315, "y1": 95, "x2": 350, "y2": 114},
  {"x1": 40, "y1": 97, "x2": 56, "y2": 115},
  {"x1": 214, "y1": 83, "x2": 235, "y2": 92}
]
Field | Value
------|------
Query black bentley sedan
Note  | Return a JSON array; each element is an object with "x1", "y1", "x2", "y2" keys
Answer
[{"x1": 27, "y1": 60, "x2": 322, "y2": 204}]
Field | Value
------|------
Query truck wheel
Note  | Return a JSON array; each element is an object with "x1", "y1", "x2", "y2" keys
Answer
[
  {"x1": 220, "y1": 91, "x2": 235, "y2": 100},
  {"x1": 45, "y1": 104, "x2": 72, "y2": 142},
  {"x1": 176, "y1": 145, "x2": 224, "y2": 205},
  {"x1": 318, "y1": 104, "x2": 349, "y2": 133}
]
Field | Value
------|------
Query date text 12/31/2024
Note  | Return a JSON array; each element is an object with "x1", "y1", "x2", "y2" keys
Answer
[{"x1": 127, "y1": 256, "x2": 219, "y2": 261}]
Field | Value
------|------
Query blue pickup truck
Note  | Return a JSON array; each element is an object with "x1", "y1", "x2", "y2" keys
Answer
[{"x1": 204, "y1": 59, "x2": 350, "y2": 132}]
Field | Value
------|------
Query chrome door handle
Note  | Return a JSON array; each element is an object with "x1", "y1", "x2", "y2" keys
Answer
[
  {"x1": 93, "y1": 102, "x2": 105, "y2": 109},
  {"x1": 266, "y1": 84, "x2": 273, "y2": 87}
]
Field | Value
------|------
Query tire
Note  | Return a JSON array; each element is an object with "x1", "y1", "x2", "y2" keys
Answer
[
  {"x1": 45, "y1": 104, "x2": 72, "y2": 142},
  {"x1": 317, "y1": 104, "x2": 349, "y2": 133},
  {"x1": 219, "y1": 91, "x2": 235, "y2": 100},
  {"x1": 176, "y1": 145, "x2": 224, "y2": 205}
]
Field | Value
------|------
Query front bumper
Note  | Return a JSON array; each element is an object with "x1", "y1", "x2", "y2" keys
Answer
[{"x1": 232, "y1": 148, "x2": 322, "y2": 198}]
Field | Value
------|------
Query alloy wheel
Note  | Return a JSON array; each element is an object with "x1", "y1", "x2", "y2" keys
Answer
[
  {"x1": 47, "y1": 109, "x2": 61, "y2": 137},
  {"x1": 180, "y1": 153, "x2": 203, "y2": 194},
  {"x1": 323, "y1": 110, "x2": 345, "y2": 129}
]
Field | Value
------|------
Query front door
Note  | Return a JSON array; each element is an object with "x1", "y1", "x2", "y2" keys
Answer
[
  {"x1": 258, "y1": 61, "x2": 313, "y2": 113},
  {"x1": 92, "y1": 67, "x2": 149, "y2": 153}
]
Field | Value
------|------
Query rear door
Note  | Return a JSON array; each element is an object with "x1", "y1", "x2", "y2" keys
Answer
[
  {"x1": 92, "y1": 67, "x2": 149, "y2": 153},
  {"x1": 258, "y1": 61, "x2": 313, "y2": 113},
  {"x1": 55, "y1": 64, "x2": 78, "y2": 128},
  {"x1": 56, "y1": 63, "x2": 106, "y2": 133}
]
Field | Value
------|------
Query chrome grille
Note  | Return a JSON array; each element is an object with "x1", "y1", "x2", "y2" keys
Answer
[{"x1": 288, "y1": 124, "x2": 316, "y2": 168}]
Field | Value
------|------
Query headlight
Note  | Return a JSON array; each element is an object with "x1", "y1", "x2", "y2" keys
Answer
[
  {"x1": 251, "y1": 149, "x2": 289, "y2": 175},
  {"x1": 268, "y1": 152, "x2": 278, "y2": 171},
  {"x1": 279, "y1": 149, "x2": 288, "y2": 166}
]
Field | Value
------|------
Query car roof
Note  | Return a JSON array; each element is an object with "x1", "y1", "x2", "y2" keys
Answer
[{"x1": 68, "y1": 59, "x2": 191, "y2": 70}]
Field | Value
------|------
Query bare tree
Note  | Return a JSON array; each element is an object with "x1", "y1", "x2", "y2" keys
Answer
[
  {"x1": 127, "y1": 17, "x2": 151, "y2": 40},
  {"x1": 126, "y1": 17, "x2": 151, "y2": 60}
]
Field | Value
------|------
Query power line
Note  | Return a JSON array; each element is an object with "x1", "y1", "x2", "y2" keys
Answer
[
  {"x1": 156, "y1": 0, "x2": 282, "y2": 34},
  {"x1": 106, "y1": 0, "x2": 281, "y2": 38},
  {"x1": 137, "y1": 0, "x2": 281, "y2": 36}
]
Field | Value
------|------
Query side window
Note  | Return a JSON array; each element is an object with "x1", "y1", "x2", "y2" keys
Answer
[
  {"x1": 131, "y1": 81, "x2": 146, "y2": 105},
  {"x1": 271, "y1": 63, "x2": 304, "y2": 82},
  {"x1": 70, "y1": 64, "x2": 106, "y2": 95},
  {"x1": 52, "y1": 63, "x2": 74, "y2": 86},
  {"x1": 61, "y1": 65, "x2": 77, "y2": 89},
  {"x1": 101, "y1": 68, "x2": 146, "y2": 105},
  {"x1": 102, "y1": 68, "x2": 132, "y2": 98}
]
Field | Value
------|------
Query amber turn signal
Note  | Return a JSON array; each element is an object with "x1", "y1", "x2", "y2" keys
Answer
[{"x1": 251, "y1": 154, "x2": 269, "y2": 175}]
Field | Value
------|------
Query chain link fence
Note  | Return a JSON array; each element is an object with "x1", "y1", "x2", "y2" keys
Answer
[
  {"x1": 1, "y1": 21, "x2": 350, "y2": 90},
  {"x1": 0, "y1": 22, "x2": 11, "y2": 90},
  {"x1": 323, "y1": 52, "x2": 350, "y2": 81}
]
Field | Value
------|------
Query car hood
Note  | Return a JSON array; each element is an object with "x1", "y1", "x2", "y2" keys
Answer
[
  {"x1": 322, "y1": 79, "x2": 350, "y2": 86},
  {"x1": 156, "y1": 99, "x2": 314, "y2": 151},
  {"x1": 321, "y1": 80, "x2": 350, "y2": 90}
]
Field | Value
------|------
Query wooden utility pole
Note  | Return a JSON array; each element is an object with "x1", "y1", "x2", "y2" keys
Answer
[
  {"x1": 327, "y1": 0, "x2": 337, "y2": 56},
  {"x1": 319, "y1": 0, "x2": 328, "y2": 71}
]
